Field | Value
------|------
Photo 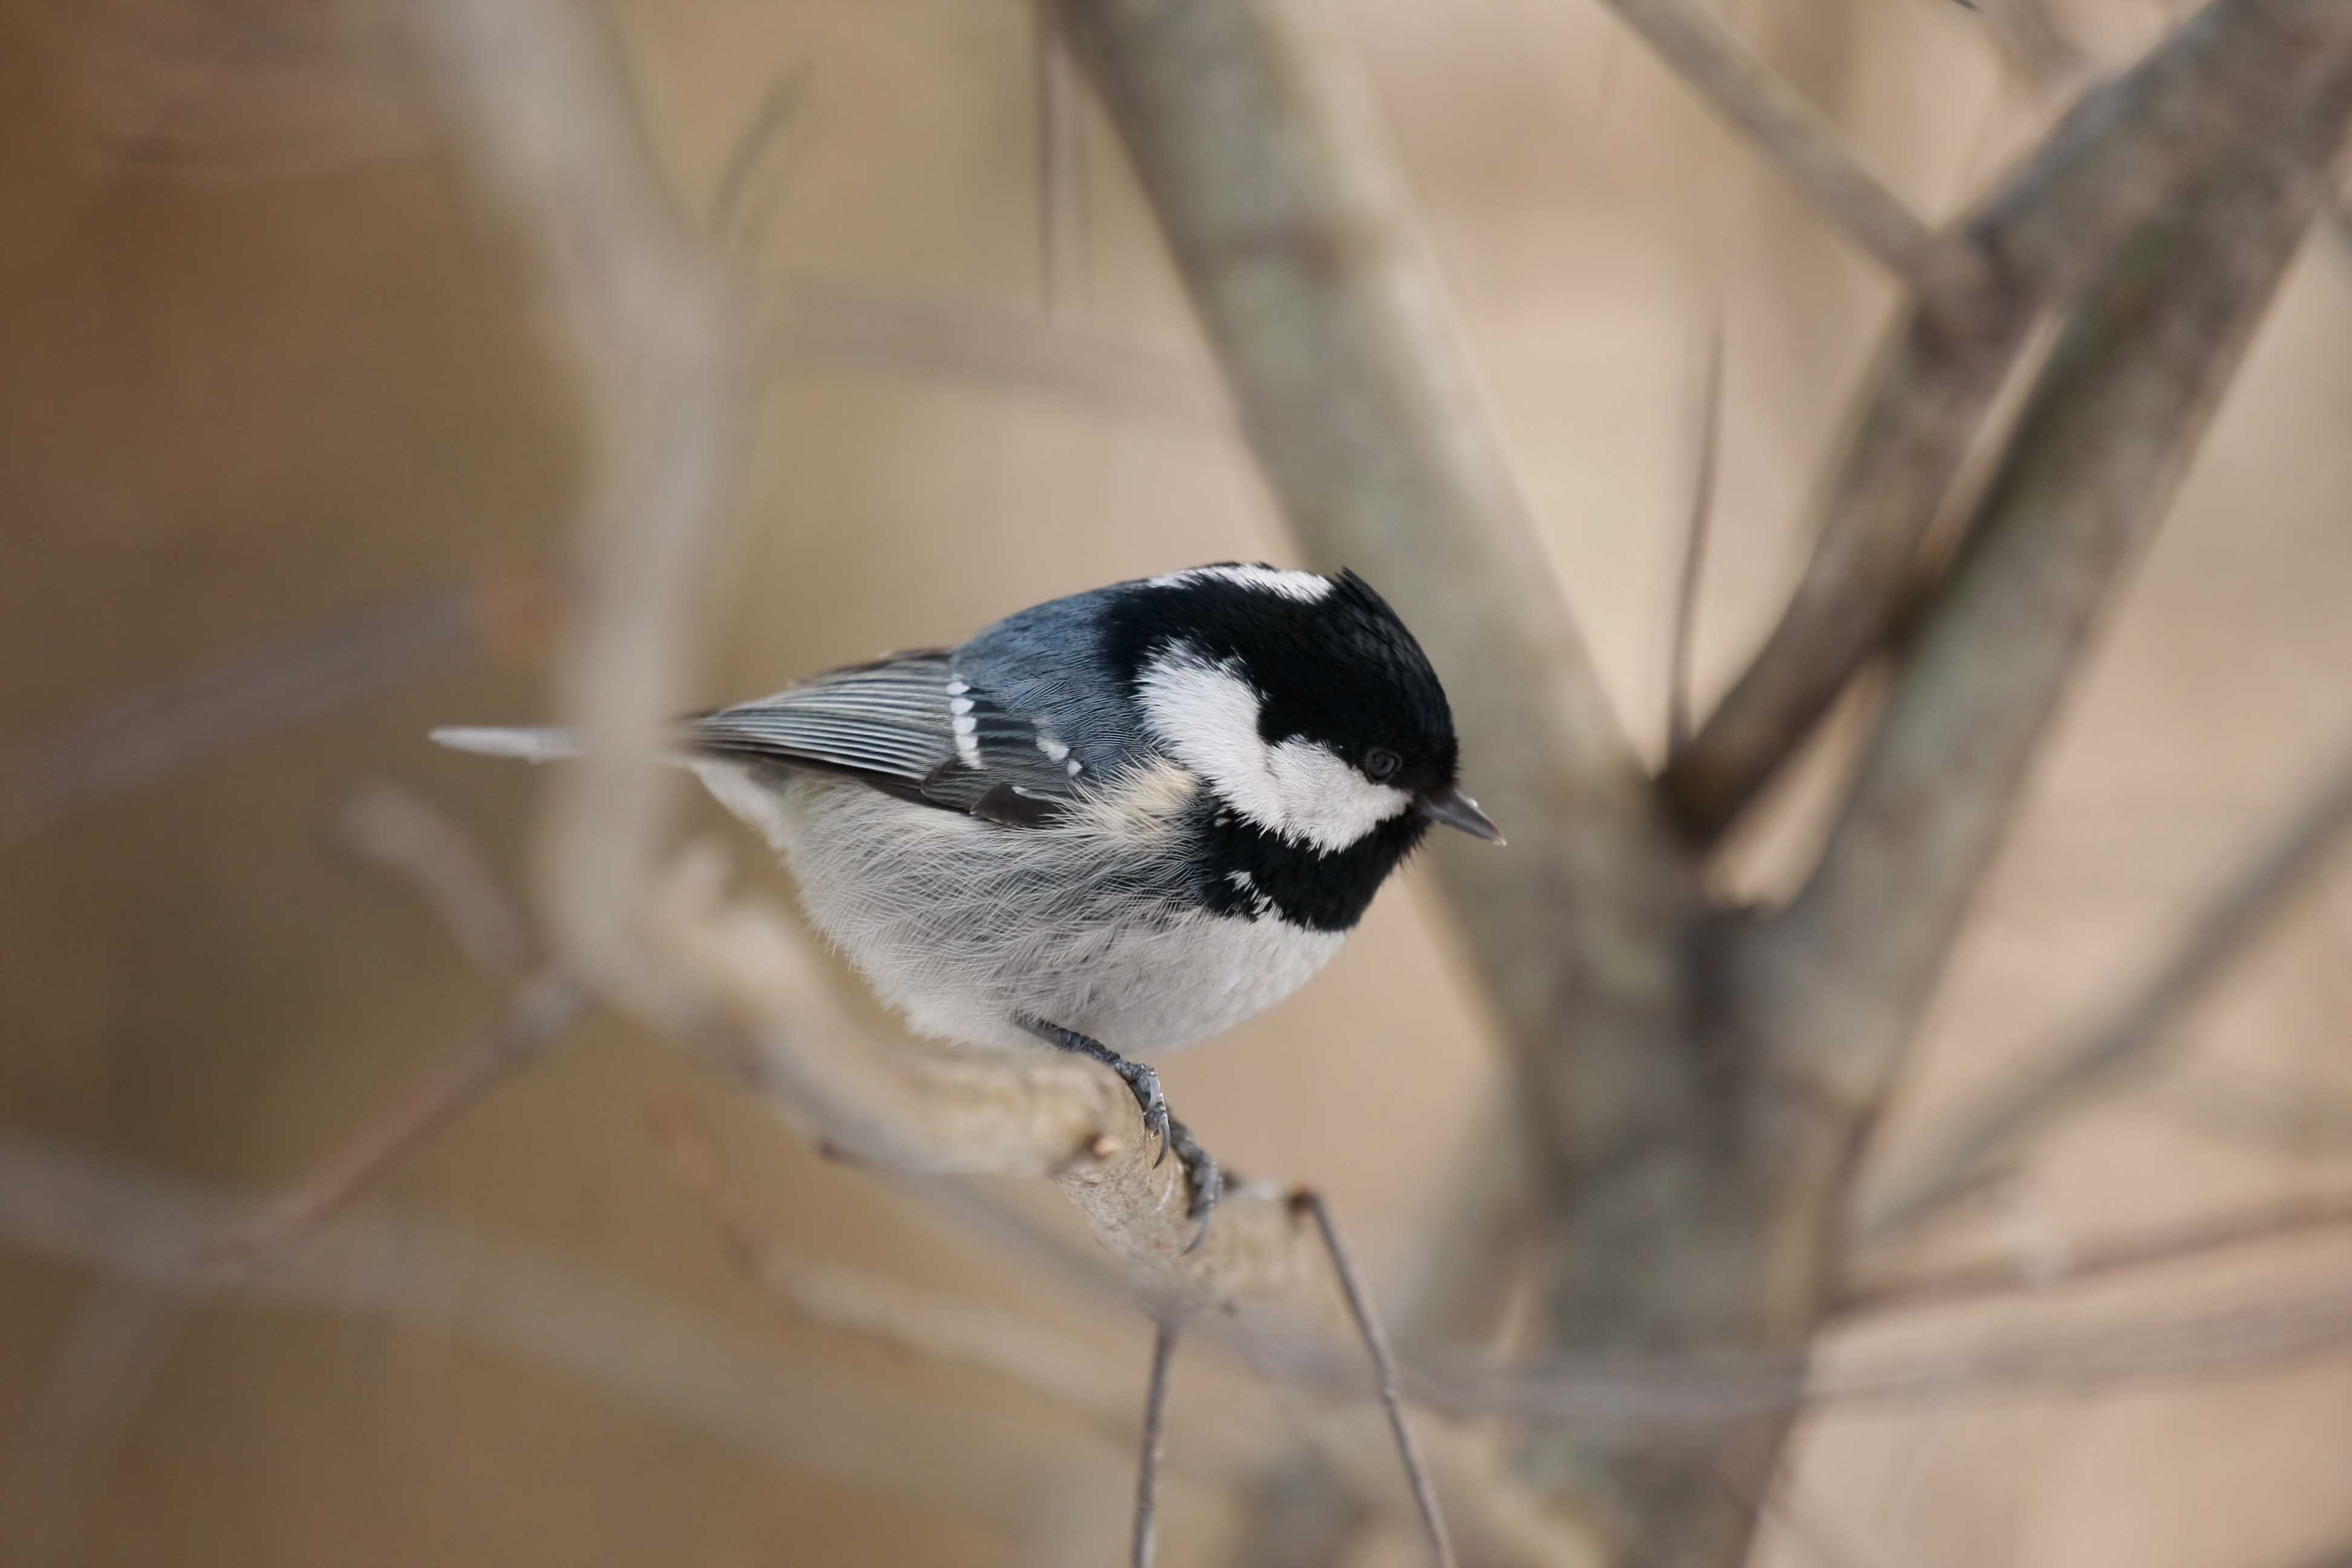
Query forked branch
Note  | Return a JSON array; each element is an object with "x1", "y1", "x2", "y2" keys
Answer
[{"x1": 1664, "y1": 0, "x2": 2352, "y2": 839}]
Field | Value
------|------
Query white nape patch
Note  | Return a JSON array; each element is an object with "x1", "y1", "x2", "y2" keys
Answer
[
  {"x1": 1148, "y1": 564, "x2": 1333, "y2": 603},
  {"x1": 1136, "y1": 647, "x2": 1411, "y2": 853}
]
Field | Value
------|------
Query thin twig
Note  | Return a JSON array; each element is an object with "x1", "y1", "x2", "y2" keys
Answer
[
  {"x1": 1, "y1": 579, "x2": 520, "y2": 845},
  {"x1": 1838, "y1": 1192, "x2": 2352, "y2": 1319},
  {"x1": 1862, "y1": 736, "x2": 2352, "y2": 1238},
  {"x1": 1134, "y1": 1319, "x2": 1178, "y2": 1568},
  {"x1": 1299, "y1": 1191, "x2": 1457, "y2": 1568},
  {"x1": 200, "y1": 971, "x2": 585, "y2": 1287},
  {"x1": 1589, "y1": 0, "x2": 1988, "y2": 314},
  {"x1": 1666, "y1": 306, "x2": 1725, "y2": 755},
  {"x1": 708, "y1": 62, "x2": 813, "y2": 247},
  {"x1": 0, "y1": 1134, "x2": 1150, "y2": 1526},
  {"x1": 335, "y1": 781, "x2": 534, "y2": 975}
]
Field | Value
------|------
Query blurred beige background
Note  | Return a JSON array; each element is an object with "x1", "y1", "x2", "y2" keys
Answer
[{"x1": 4, "y1": 0, "x2": 2351, "y2": 1563}]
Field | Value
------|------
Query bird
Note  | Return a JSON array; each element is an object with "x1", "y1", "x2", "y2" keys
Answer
[{"x1": 433, "y1": 563, "x2": 1501, "y2": 1241}]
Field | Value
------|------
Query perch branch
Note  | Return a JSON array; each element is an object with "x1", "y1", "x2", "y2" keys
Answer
[
  {"x1": 1663, "y1": 0, "x2": 2352, "y2": 838},
  {"x1": 1588, "y1": 0, "x2": 1989, "y2": 315},
  {"x1": 1863, "y1": 736, "x2": 2352, "y2": 1238}
]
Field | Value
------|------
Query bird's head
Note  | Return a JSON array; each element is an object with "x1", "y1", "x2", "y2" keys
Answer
[{"x1": 1107, "y1": 564, "x2": 1501, "y2": 855}]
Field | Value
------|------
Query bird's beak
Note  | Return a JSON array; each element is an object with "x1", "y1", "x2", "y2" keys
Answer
[{"x1": 1420, "y1": 783, "x2": 1505, "y2": 844}]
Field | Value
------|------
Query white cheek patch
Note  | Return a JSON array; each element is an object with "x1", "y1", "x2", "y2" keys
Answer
[
  {"x1": 1263, "y1": 737, "x2": 1413, "y2": 851},
  {"x1": 1148, "y1": 565, "x2": 1333, "y2": 603},
  {"x1": 1136, "y1": 652, "x2": 1289, "y2": 831},
  {"x1": 1135, "y1": 648, "x2": 1412, "y2": 852}
]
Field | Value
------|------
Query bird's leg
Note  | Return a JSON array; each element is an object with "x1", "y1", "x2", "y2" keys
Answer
[{"x1": 1019, "y1": 1018, "x2": 1221, "y2": 1246}]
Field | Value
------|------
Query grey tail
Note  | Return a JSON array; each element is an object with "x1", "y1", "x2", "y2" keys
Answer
[{"x1": 430, "y1": 725, "x2": 582, "y2": 763}]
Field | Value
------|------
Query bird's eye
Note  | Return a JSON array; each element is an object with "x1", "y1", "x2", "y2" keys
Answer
[{"x1": 1364, "y1": 747, "x2": 1401, "y2": 782}]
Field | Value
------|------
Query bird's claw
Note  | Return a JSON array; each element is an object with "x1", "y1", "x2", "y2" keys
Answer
[{"x1": 1129, "y1": 1066, "x2": 1170, "y2": 1166}]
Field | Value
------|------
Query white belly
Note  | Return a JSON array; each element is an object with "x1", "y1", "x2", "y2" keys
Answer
[{"x1": 691, "y1": 762, "x2": 1345, "y2": 1056}]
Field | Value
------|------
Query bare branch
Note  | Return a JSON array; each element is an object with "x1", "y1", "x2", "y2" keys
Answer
[
  {"x1": 1838, "y1": 1192, "x2": 2352, "y2": 1319},
  {"x1": 1863, "y1": 737, "x2": 2352, "y2": 1238},
  {"x1": 1663, "y1": 0, "x2": 2352, "y2": 840},
  {"x1": 1587, "y1": 0, "x2": 1989, "y2": 313},
  {"x1": 1134, "y1": 1319, "x2": 1178, "y2": 1568},
  {"x1": 199, "y1": 973, "x2": 585, "y2": 1288},
  {"x1": 336, "y1": 782, "x2": 534, "y2": 976},
  {"x1": 1, "y1": 580, "x2": 516, "y2": 845},
  {"x1": 708, "y1": 62, "x2": 814, "y2": 247},
  {"x1": 0, "y1": 1134, "x2": 1159, "y2": 1527},
  {"x1": 1301, "y1": 1191, "x2": 1459, "y2": 1568},
  {"x1": 421, "y1": 0, "x2": 740, "y2": 984},
  {"x1": 1743, "y1": 55, "x2": 2352, "y2": 1132}
]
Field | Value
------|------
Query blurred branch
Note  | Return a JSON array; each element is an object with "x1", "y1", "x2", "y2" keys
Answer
[
  {"x1": 1587, "y1": 0, "x2": 1991, "y2": 315},
  {"x1": 1445, "y1": 1280, "x2": 2352, "y2": 1420},
  {"x1": 708, "y1": 61, "x2": 814, "y2": 249},
  {"x1": 0, "y1": 1133, "x2": 1150, "y2": 1526},
  {"x1": 422, "y1": 0, "x2": 739, "y2": 984},
  {"x1": 1837, "y1": 1192, "x2": 2352, "y2": 1319},
  {"x1": 1862, "y1": 737, "x2": 2352, "y2": 1238},
  {"x1": 1667, "y1": 308, "x2": 1725, "y2": 754},
  {"x1": 336, "y1": 782, "x2": 535, "y2": 975},
  {"x1": 4, "y1": 788, "x2": 578, "y2": 1568},
  {"x1": 1743, "y1": 55, "x2": 2352, "y2": 1135},
  {"x1": 757, "y1": 270, "x2": 1229, "y2": 432},
  {"x1": 1, "y1": 577, "x2": 537, "y2": 845},
  {"x1": 1976, "y1": 0, "x2": 2091, "y2": 95},
  {"x1": 1662, "y1": 0, "x2": 2352, "y2": 839}
]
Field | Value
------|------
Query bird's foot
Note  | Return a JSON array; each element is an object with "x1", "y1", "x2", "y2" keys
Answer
[
  {"x1": 1164, "y1": 1114, "x2": 1221, "y2": 1253},
  {"x1": 1020, "y1": 1017, "x2": 1219, "y2": 1246}
]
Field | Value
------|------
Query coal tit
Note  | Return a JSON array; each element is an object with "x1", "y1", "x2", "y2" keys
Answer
[{"x1": 434, "y1": 564, "x2": 1501, "y2": 1236}]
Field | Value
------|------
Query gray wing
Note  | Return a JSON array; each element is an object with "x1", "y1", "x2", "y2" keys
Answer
[{"x1": 685, "y1": 651, "x2": 1085, "y2": 826}]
